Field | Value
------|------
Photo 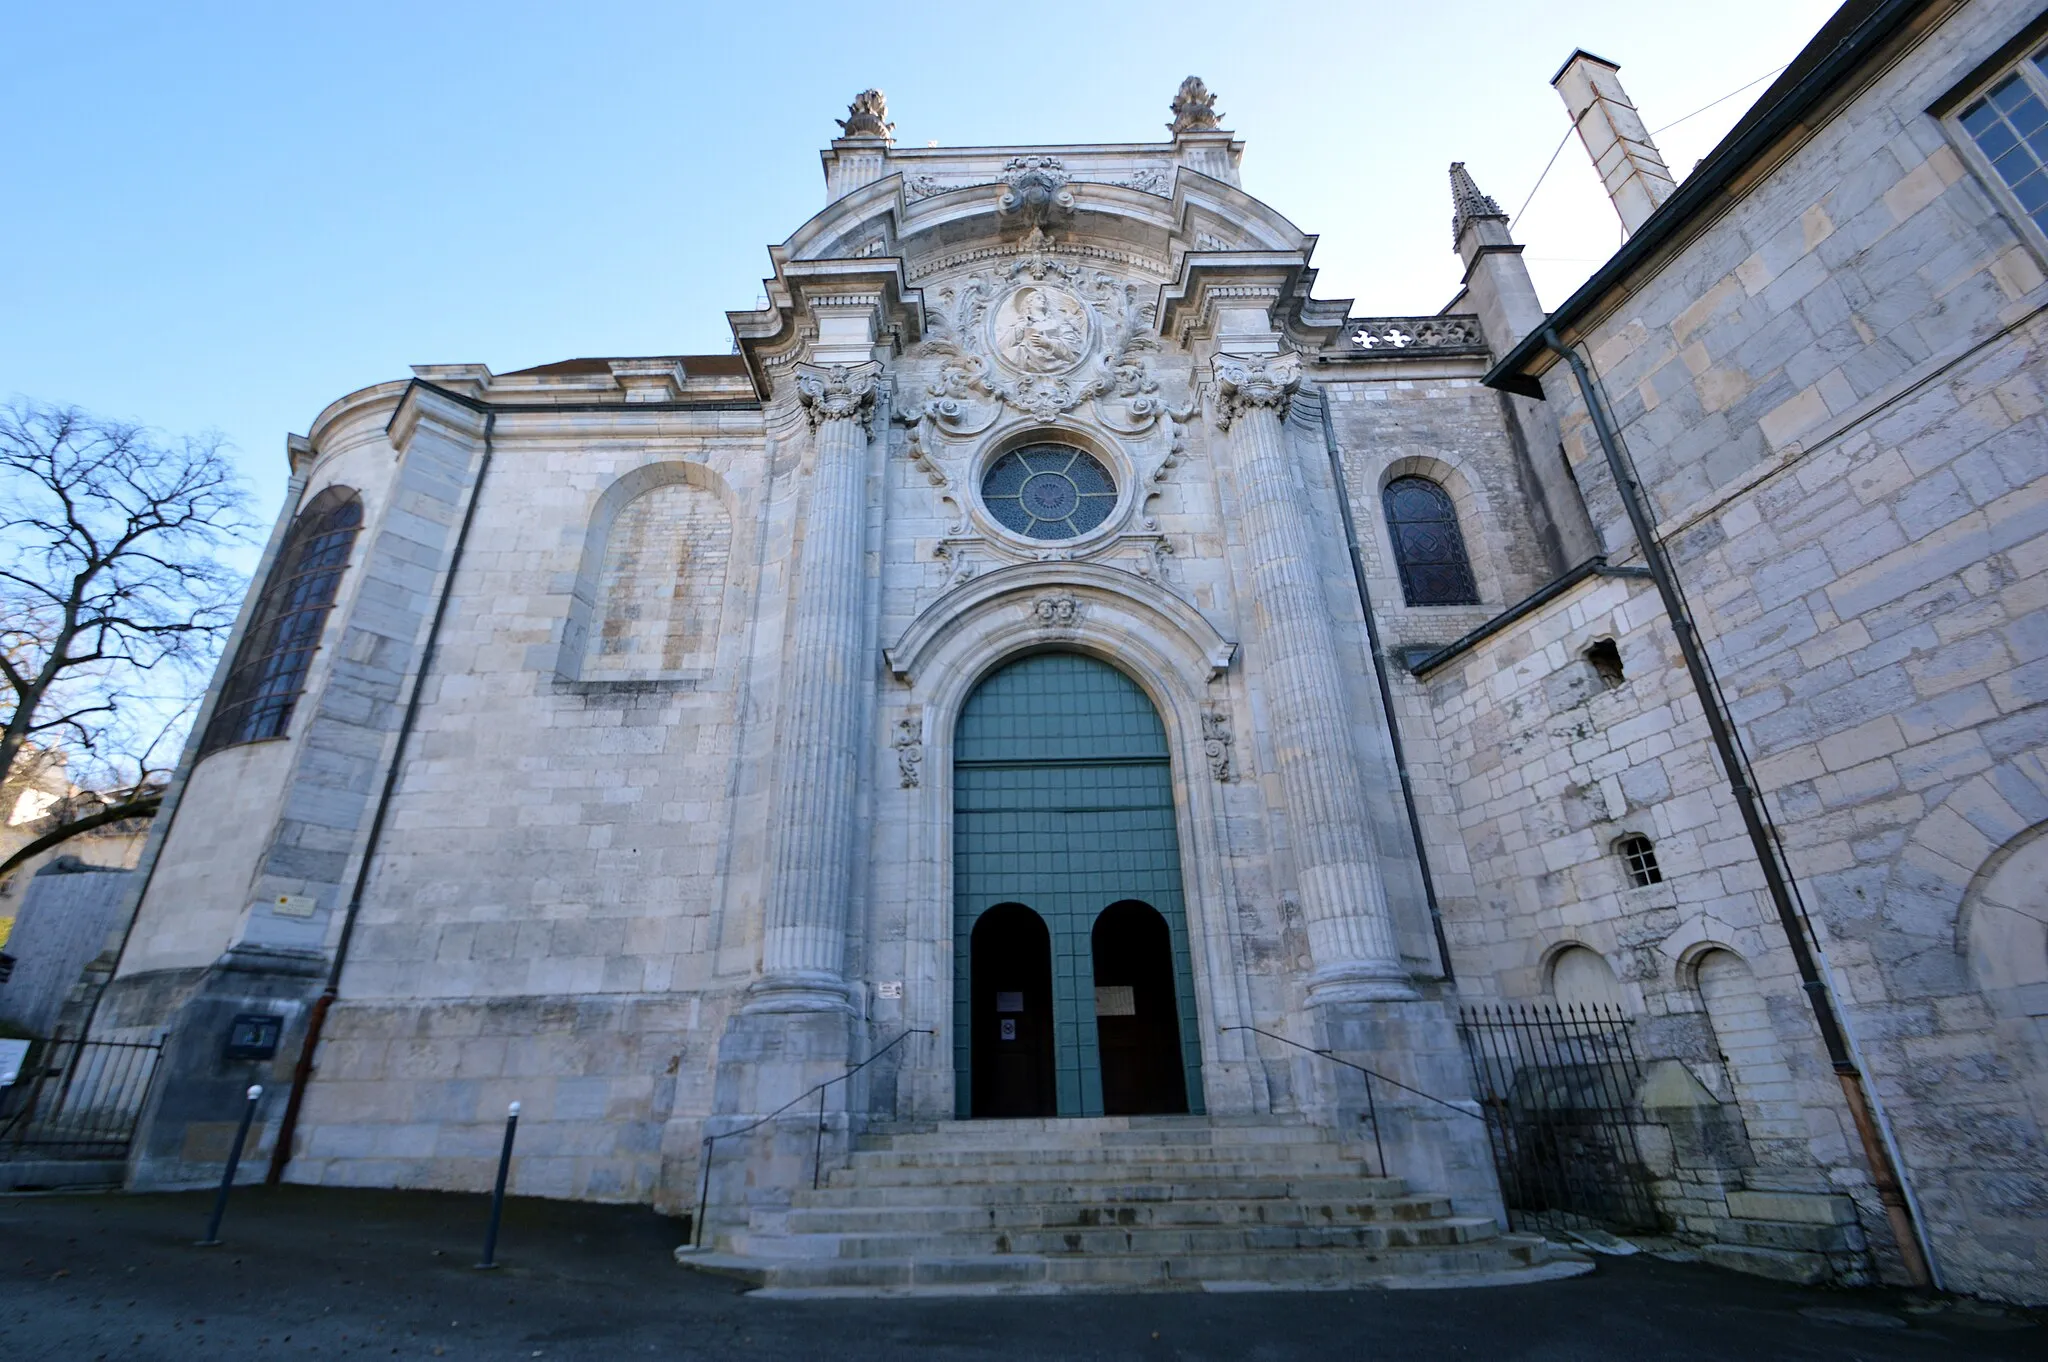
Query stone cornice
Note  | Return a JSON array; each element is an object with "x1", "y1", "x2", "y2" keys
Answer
[
  {"x1": 1157, "y1": 253, "x2": 1314, "y2": 352},
  {"x1": 728, "y1": 256, "x2": 924, "y2": 398},
  {"x1": 385, "y1": 379, "x2": 491, "y2": 456}
]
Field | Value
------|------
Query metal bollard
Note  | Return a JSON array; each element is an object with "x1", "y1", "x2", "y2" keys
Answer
[
  {"x1": 476, "y1": 1100, "x2": 520, "y2": 1269},
  {"x1": 196, "y1": 1084, "x2": 263, "y2": 1247}
]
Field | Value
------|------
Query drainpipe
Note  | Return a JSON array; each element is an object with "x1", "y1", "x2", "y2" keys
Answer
[
  {"x1": 1542, "y1": 328, "x2": 1935, "y2": 1288},
  {"x1": 1315, "y1": 393, "x2": 1454, "y2": 982},
  {"x1": 266, "y1": 403, "x2": 497, "y2": 1183}
]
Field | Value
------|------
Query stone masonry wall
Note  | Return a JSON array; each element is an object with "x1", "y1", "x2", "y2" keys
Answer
[{"x1": 1523, "y1": 0, "x2": 2048, "y2": 1300}]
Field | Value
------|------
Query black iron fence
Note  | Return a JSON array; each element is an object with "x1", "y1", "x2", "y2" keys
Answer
[
  {"x1": 0, "y1": 1035, "x2": 164, "y2": 1160},
  {"x1": 1458, "y1": 1003, "x2": 1658, "y2": 1233}
]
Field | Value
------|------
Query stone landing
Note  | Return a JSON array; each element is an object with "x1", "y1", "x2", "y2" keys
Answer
[{"x1": 675, "y1": 1115, "x2": 1586, "y2": 1296}]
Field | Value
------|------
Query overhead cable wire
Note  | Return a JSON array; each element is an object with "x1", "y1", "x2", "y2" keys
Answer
[
  {"x1": 1507, "y1": 62, "x2": 1791, "y2": 234},
  {"x1": 1648, "y1": 63, "x2": 1791, "y2": 136},
  {"x1": 1508, "y1": 127, "x2": 1575, "y2": 233}
]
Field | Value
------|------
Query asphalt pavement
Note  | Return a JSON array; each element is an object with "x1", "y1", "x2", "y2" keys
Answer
[{"x1": 1, "y1": 1184, "x2": 2038, "y2": 1360}]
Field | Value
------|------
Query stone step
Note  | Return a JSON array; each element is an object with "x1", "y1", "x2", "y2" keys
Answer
[
  {"x1": 680, "y1": 1235, "x2": 1576, "y2": 1296},
  {"x1": 872, "y1": 1115, "x2": 1258, "y2": 1138},
  {"x1": 864, "y1": 1122, "x2": 1329, "y2": 1152},
  {"x1": 676, "y1": 1115, "x2": 1563, "y2": 1296},
  {"x1": 844, "y1": 1143, "x2": 1355, "y2": 1170},
  {"x1": 823, "y1": 1158, "x2": 1378, "y2": 1187},
  {"x1": 795, "y1": 1175, "x2": 1413, "y2": 1208},
  {"x1": 780, "y1": 1195, "x2": 1457, "y2": 1235},
  {"x1": 729, "y1": 1217, "x2": 1503, "y2": 1262}
]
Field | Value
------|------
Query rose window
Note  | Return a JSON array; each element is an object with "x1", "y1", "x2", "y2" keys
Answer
[{"x1": 981, "y1": 444, "x2": 1117, "y2": 541}]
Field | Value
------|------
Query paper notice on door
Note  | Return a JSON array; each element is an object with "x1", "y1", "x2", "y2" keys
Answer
[
  {"x1": 1094, "y1": 985, "x2": 1135, "y2": 1016},
  {"x1": 996, "y1": 991, "x2": 1024, "y2": 1013},
  {"x1": 1000, "y1": 1019, "x2": 1017, "y2": 1040}
]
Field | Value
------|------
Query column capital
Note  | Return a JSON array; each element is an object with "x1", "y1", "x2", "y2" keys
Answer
[
  {"x1": 1210, "y1": 352, "x2": 1301, "y2": 430},
  {"x1": 795, "y1": 361, "x2": 882, "y2": 434}
]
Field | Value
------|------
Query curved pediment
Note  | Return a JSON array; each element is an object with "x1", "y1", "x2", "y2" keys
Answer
[
  {"x1": 885, "y1": 560, "x2": 1236, "y2": 686},
  {"x1": 775, "y1": 157, "x2": 1317, "y2": 277}
]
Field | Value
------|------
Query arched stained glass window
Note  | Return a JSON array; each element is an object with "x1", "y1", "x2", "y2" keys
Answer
[
  {"x1": 199, "y1": 486, "x2": 363, "y2": 756},
  {"x1": 1382, "y1": 476, "x2": 1479, "y2": 606}
]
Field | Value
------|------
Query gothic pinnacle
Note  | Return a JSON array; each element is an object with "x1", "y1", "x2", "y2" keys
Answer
[{"x1": 1449, "y1": 161, "x2": 1507, "y2": 247}]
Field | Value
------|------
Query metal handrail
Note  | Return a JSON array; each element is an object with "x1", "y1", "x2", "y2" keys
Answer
[
  {"x1": 1220, "y1": 1023, "x2": 1484, "y2": 1178},
  {"x1": 690, "y1": 1027, "x2": 933, "y2": 1249}
]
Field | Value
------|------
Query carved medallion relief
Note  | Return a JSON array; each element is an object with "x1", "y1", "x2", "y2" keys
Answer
[{"x1": 887, "y1": 236, "x2": 1201, "y2": 600}]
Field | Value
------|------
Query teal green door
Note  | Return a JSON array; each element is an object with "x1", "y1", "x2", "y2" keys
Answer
[{"x1": 953, "y1": 652, "x2": 1204, "y2": 1117}]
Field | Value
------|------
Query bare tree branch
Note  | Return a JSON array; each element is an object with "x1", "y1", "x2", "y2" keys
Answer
[
  {"x1": 0, "y1": 399, "x2": 252, "y2": 822},
  {"x1": 0, "y1": 794, "x2": 163, "y2": 881}
]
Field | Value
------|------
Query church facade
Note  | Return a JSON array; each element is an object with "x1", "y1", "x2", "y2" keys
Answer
[{"x1": 91, "y1": 0, "x2": 2048, "y2": 1303}]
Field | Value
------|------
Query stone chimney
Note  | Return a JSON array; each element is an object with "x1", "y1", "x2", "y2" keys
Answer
[{"x1": 1552, "y1": 50, "x2": 1677, "y2": 235}]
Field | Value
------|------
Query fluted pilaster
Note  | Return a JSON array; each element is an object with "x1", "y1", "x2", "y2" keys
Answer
[
  {"x1": 1213, "y1": 353, "x2": 1414, "y2": 1003},
  {"x1": 750, "y1": 362, "x2": 881, "y2": 1012}
]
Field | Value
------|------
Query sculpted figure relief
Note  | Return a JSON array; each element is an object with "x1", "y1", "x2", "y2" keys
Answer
[{"x1": 993, "y1": 285, "x2": 1089, "y2": 375}]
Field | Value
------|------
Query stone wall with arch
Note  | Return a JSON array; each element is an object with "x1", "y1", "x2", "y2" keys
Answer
[{"x1": 558, "y1": 460, "x2": 739, "y2": 683}]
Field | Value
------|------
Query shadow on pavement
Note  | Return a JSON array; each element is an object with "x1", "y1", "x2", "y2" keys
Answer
[{"x1": 1, "y1": 1185, "x2": 2039, "y2": 1360}]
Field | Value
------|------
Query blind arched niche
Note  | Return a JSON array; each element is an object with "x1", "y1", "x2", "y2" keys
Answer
[{"x1": 561, "y1": 463, "x2": 734, "y2": 683}]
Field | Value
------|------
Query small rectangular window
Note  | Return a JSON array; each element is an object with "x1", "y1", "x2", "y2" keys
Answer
[{"x1": 1618, "y1": 834, "x2": 1663, "y2": 888}]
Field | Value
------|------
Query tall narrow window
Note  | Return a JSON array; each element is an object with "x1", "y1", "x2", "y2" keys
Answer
[
  {"x1": 199, "y1": 487, "x2": 363, "y2": 755},
  {"x1": 1383, "y1": 476, "x2": 1479, "y2": 605},
  {"x1": 1956, "y1": 46, "x2": 2048, "y2": 235}
]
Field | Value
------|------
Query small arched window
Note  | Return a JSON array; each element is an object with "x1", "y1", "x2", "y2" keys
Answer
[
  {"x1": 199, "y1": 486, "x2": 363, "y2": 755},
  {"x1": 1616, "y1": 834, "x2": 1663, "y2": 887},
  {"x1": 1382, "y1": 476, "x2": 1479, "y2": 606}
]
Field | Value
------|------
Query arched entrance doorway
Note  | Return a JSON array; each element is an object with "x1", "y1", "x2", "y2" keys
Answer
[
  {"x1": 952, "y1": 651, "x2": 1203, "y2": 1118},
  {"x1": 1092, "y1": 901, "x2": 1190, "y2": 1115},
  {"x1": 969, "y1": 904, "x2": 1057, "y2": 1117}
]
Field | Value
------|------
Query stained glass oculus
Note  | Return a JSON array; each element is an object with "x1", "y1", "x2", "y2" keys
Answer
[{"x1": 982, "y1": 444, "x2": 1117, "y2": 540}]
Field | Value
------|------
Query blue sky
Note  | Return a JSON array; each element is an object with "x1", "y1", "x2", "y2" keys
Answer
[{"x1": 3, "y1": 1, "x2": 1840, "y2": 522}]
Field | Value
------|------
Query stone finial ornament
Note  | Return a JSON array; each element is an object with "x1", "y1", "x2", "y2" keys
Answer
[
  {"x1": 1448, "y1": 161, "x2": 1508, "y2": 247},
  {"x1": 1168, "y1": 76, "x2": 1222, "y2": 135},
  {"x1": 837, "y1": 89, "x2": 895, "y2": 140}
]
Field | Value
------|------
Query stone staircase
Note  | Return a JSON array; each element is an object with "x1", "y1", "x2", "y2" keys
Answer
[{"x1": 676, "y1": 1115, "x2": 1587, "y2": 1296}]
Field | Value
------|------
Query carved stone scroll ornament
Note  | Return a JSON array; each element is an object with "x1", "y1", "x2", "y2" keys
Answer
[
  {"x1": 893, "y1": 713, "x2": 923, "y2": 788},
  {"x1": 836, "y1": 89, "x2": 894, "y2": 140},
  {"x1": 1210, "y1": 354, "x2": 1301, "y2": 431},
  {"x1": 1201, "y1": 708, "x2": 1235, "y2": 782},
  {"x1": 1168, "y1": 77, "x2": 1221, "y2": 135},
  {"x1": 901, "y1": 420, "x2": 948, "y2": 487},
  {"x1": 795, "y1": 363, "x2": 880, "y2": 434}
]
